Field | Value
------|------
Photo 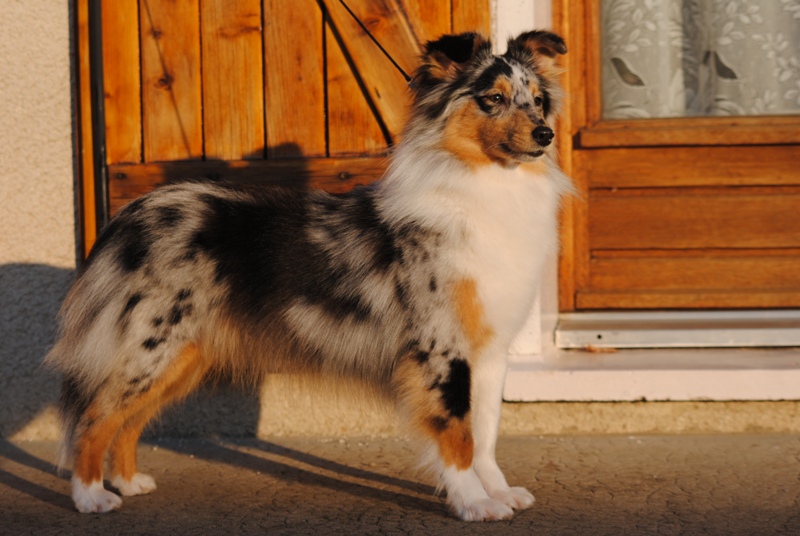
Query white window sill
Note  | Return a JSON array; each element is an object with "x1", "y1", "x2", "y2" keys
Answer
[
  {"x1": 556, "y1": 310, "x2": 800, "y2": 349},
  {"x1": 504, "y1": 347, "x2": 800, "y2": 401}
]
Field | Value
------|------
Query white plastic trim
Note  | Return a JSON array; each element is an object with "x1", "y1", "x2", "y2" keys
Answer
[
  {"x1": 557, "y1": 310, "x2": 800, "y2": 349},
  {"x1": 504, "y1": 347, "x2": 800, "y2": 401}
]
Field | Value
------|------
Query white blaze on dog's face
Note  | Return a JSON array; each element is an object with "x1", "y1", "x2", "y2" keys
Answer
[{"x1": 409, "y1": 31, "x2": 567, "y2": 169}]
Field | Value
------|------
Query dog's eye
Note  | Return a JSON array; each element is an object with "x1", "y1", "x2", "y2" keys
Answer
[
  {"x1": 534, "y1": 96, "x2": 544, "y2": 107},
  {"x1": 485, "y1": 94, "x2": 504, "y2": 105}
]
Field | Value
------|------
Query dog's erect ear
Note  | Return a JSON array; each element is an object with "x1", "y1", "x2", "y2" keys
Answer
[
  {"x1": 506, "y1": 30, "x2": 567, "y2": 74},
  {"x1": 414, "y1": 32, "x2": 491, "y2": 88}
]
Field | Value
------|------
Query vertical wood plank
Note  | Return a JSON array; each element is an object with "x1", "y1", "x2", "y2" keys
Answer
[
  {"x1": 326, "y1": 17, "x2": 387, "y2": 156},
  {"x1": 402, "y1": 0, "x2": 450, "y2": 42},
  {"x1": 102, "y1": 0, "x2": 142, "y2": 164},
  {"x1": 263, "y1": 0, "x2": 326, "y2": 158},
  {"x1": 201, "y1": 0, "x2": 265, "y2": 160},
  {"x1": 140, "y1": 0, "x2": 203, "y2": 162},
  {"x1": 452, "y1": 0, "x2": 490, "y2": 35},
  {"x1": 77, "y1": 0, "x2": 96, "y2": 256},
  {"x1": 584, "y1": 0, "x2": 603, "y2": 124},
  {"x1": 554, "y1": 0, "x2": 586, "y2": 311},
  {"x1": 323, "y1": 0, "x2": 419, "y2": 140}
]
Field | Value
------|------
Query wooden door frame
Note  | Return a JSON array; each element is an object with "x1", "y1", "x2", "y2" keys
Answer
[{"x1": 75, "y1": 0, "x2": 98, "y2": 259}]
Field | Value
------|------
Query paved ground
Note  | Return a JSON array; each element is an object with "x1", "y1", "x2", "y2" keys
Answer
[{"x1": 2, "y1": 434, "x2": 800, "y2": 535}]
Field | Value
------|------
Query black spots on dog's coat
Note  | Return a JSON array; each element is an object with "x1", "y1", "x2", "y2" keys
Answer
[
  {"x1": 168, "y1": 290, "x2": 193, "y2": 326},
  {"x1": 309, "y1": 288, "x2": 373, "y2": 323},
  {"x1": 117, "y1": 218, "x2": 153, "y2": 273},
  {"x1": 429, "y1": 276, "x2": 438, "y2": 293},
  {"x1": 187, "y1": 187, "x2": 407, "y2": 324},
  {"x1": 349, "y1": 189, "x2": 405, "y2": 270},
  {"x1": 142, "y1": 337, "x2": 165, "y2": 351},
  {"x1": 84, "y1": 197, "x2": 154, "y2": 274},
  {"x1": 168, "y1": 304, "x2": 185, "y2": 325},
  {"x1": 156, "y1": 205, "x2": 184, "y2": 227},
  {"x1": 414, "y1": 349, "x2": 430, "y2": 364},
  {"x1": 127, "y1": 374, "x2": 147, "y2": 387},
  {"x1": 167, "y1": 289, "x2": 194, "y2": 325},
  {"x1": 438, "y1": 358, "x2": 471, "y2": 419},
  {"x1": 188, "y1": 189, "x2": 305, "y2": 318},
  {"x1": 114, "y1": 196, "x2": 153, "y2": 272},
  {"x1": 119, "y1": 293, "x2": 144, "y2": 323},
  {"x1": 122, "y1": 374, "x2": 153, "y2": 400},
  {"x1": 60, "y1": 375, "x2": 93, "y2": 429}
]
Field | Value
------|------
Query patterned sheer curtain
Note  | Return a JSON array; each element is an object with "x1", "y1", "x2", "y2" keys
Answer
[{"x1": 601, "y1": 0, "x2": 800, "y2": 119}]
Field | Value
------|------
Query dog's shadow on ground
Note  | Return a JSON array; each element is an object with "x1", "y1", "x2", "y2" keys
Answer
[
  {"x1": 0, "y1": 439, "x2": 73, "y2": 511},
  {"x1": 157, "y1": 438, "x2": 444, "y2": 515},
  {"x1": 0, "y1": 437, "x2": 443, "y2": 516}
]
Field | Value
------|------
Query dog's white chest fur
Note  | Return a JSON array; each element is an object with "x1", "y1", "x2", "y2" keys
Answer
[
  {"x1": 380, "y1": 150, "x2": 567, "y2": 344},
  {"x1": 453, "y1": 163, "x2": 564, "y2": 341}
]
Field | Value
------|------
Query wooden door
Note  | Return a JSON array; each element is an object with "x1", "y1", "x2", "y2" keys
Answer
[
  {"x1": 554, "y1": 0, "x2": 800, "y2": 311},
  {"x1": 75, "y1": 0, "x2": 490, "y2": 255}
]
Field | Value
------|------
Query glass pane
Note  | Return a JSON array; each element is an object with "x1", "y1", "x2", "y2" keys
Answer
[{"x1": 601, "y1": 0, "x2": 800, "y2": 119}]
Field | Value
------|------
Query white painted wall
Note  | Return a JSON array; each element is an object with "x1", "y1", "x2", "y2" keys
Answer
[
  {"x1": 0, "y1": 1, "x2": 76, "y2": 439},
  {"x1": 494, "y1": 0, "x2": 552, "y2": 47}
]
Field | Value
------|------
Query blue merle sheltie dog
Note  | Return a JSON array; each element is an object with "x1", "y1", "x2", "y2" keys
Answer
[{"x1": 46, "y1": 30, "x2": 569, "y2": 520}]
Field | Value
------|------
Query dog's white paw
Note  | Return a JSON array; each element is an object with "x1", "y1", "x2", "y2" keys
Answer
[
  {"x1": 72, "y1": 477, "x2": 122, "y2": 513},
  {"x1": 456, "y1": 497, "x2": 515, "y2": 521},
  {"x1": 489, "y1": 486, "x2": 535, "y2": 511},
  {"x1": 111, "y1": 472, "x2": 157, "y2": 496}
]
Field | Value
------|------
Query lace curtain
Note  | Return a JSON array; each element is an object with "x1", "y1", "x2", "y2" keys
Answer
[{"x1": 601, "y1": 0, "x2": 800, "y2": 118}]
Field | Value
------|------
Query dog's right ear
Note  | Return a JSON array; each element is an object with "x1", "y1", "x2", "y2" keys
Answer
[{"x1": 413, "y1": 32, "x2": 491, "y2": 89}]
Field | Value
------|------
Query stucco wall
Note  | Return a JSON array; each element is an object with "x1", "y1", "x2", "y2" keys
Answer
[{"x1": 0, "y1": 0, "x2": 75, "y2": 439}]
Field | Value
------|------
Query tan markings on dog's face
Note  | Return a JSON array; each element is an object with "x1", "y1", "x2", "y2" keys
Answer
[
  {"x1": 442, "y1": 60, "x2": 554, "y2": 168},
  {"x1": 441, "y1": 103, "x2": 494, "y2": 167}
]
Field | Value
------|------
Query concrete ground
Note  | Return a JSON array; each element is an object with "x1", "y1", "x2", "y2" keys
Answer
[{"x1": 2, "y1": 435, "x2": 800, "y2": 535}]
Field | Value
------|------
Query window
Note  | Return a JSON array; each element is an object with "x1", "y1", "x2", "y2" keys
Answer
[{"x1": 554, "y1": 0, "x2": 800, "y2": 312}]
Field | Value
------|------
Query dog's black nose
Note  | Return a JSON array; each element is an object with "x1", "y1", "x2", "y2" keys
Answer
[{"x1": 532, "y1": 126, "x2": 554, "y2": 146}]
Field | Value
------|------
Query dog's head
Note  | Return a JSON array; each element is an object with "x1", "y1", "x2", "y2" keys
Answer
[{"x1": 408, "y1": 30, "x2": 567, "y2": 168}]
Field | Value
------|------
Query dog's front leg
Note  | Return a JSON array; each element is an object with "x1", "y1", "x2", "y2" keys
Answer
[
  {"x1": 471, "y1": 348, "x2": 536, "y2": 511},
  {"x1": 393, "y1": 353, "x2": 515, "y2": 521}
]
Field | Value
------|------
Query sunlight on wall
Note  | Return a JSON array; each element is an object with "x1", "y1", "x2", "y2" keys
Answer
[{"x1": 0, "y1": 1, "x2": 75, "y2": 440}]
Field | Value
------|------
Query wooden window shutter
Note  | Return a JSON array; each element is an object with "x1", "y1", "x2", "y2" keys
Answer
[{"x1": 75, "y1": 0, "x2": 490, "y2": 255}]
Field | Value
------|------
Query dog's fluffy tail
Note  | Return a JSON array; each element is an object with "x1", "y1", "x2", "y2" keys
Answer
[{"x1": 51, "y1": 370, "x2": 91, "y2": 471}]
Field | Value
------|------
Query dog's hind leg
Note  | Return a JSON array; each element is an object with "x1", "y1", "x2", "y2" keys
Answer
[
  {"x1": 70, "y1": 401, "x2": 127, "y2": 513},
  {"x1": 71, "y1": 342, "x2": 210, "y2": 512},
  {"x1": 108, "y1": 407, "x2": 159, "y2": 497},
  {"x1": 108, "y1": 342, "x2": 211, "y2": 496}
]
